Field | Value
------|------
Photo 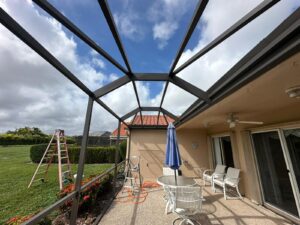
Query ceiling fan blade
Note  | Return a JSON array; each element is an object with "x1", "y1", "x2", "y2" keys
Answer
[{"x1": 238, "y1": 121, "x2": 264, "y2": 125}]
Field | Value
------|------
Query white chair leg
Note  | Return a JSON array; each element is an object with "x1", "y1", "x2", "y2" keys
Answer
[
  {"x1": 236, "y1": 186, "x2": 242, "y2": 199},
  {"x1": 165, "y1": 201, "x2": 170, "y2": 214},
  {"x1": 223, "y1": 183, "x2": 227, "y2": 200}
]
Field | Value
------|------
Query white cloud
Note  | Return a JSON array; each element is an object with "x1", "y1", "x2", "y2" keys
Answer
[
  {"x1": 148, "y1": 0, "x2": 196, "y2": 49},
  {"x1": 113, "y1": 10, "x2": 145, "y2": 41},
  {"x1": 0, "y1": 0, "x2": 148, "y2": 134},
  {"x1": 175, "y1": 0, "x2": 300, "y2": 91},
  {"x1": 153, "y1": 21, "x2": 178, "y2": 49},
  {"x1": 92, "y1": 58, "x2": 105, "y2": 69}
]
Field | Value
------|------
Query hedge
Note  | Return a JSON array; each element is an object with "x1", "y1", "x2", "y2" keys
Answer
[
  {"x1": 30, "y1": 144, "x2": 125, "y2": 164},
  {"x1": 0, "y1": 134, "x2": 76, "y2": 145}
]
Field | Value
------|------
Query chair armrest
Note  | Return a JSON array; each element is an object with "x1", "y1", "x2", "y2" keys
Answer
[
  {"x1": 203, "y1": 169, "x2": 214, "y2": 176},
  {"x1": 212, "y1": 173, "x2": 225, "y2": 180},
  {"x1": 224, "y1": 178, "x2": 240, "y2": 185}
]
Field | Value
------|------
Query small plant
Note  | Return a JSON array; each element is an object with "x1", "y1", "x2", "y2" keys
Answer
[
  {"x1": 6, "y1": 215, "x2": 51, "y2": 225},
  {"x1": 6, "y1": 215, "x2": 33, "y2": 225},
  {"x1": 58, "y1": 175, "x2": 112, "y2": 214}
]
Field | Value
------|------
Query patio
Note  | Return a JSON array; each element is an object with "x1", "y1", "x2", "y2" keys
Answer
[
  {"x1": 1, "y1": 0, "x2": 299, "y2": 224},
  {"x1": 99, "y1": 180, "x2": 292, "y2": 225}
]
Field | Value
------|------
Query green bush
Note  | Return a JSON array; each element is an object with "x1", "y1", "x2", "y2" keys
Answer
[
  {"x1": 30, "y1": 144, "x2": 48, "y2": 163},
  {"x1": 0, "y1": 134, "x2": 51, "y2": 145},
  {"x1": 119, "y1": 141, "x2": 127, "y2": 161},
  {"x1": 30, "y1": 145, "x2": 117, "y2": 164}
]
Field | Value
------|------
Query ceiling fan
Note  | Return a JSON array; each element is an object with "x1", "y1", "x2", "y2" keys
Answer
[{"x1": 227, "y1": 113, "x2": 263, "y2": 128}]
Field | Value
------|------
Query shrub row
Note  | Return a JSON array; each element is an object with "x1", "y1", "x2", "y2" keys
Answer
[
  {"x1": 0, "y1": 134, "x2": 75, "y2": 145},
  {"x1": 30, "y1": 142, "x2": 127, "y2": 164}
]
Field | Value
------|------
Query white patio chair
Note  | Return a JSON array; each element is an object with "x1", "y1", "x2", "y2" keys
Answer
[
  {"x1": 124, "y1": 156, "x2": 141, "y2": 192},
  {"x1": 213, "y1": 167, "x2": 242, "y2": 200},
  {"x1": 162, "y1": 166, "x2": 178, "y2": 209},
  {"x1": 202, "y1": 164, "x2": 226, "y2": 186},
  {"x1": 164, "y1": 185, "x2": 176, "y2": 214},
  {"x1": 170, "y1": 186, "x2": 203, "y2": 225}
]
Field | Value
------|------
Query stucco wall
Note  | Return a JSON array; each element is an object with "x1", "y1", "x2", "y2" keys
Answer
[
  {"x1": 128, "y1": 127, "x2": 265, "y2": 204},
  {"x1": 128, "y1": 129, "x2": 209, "y2": 181}
]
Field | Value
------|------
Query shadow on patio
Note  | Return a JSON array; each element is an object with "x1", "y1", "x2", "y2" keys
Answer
[{"x1": 99, "y1": 180, "x2": 292, "y2": 225}]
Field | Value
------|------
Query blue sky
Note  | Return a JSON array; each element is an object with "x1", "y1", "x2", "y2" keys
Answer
[
  {"x1": 47, "y1": 0, "x2": 200, "y2": 96},
  {"x1": 0, "y1": 0, "x2": 299, "y2": 134}
]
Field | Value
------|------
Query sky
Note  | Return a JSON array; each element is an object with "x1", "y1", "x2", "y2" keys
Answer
[{"x1": 0, "y1": 0, "x2": 299, "y2": 135}]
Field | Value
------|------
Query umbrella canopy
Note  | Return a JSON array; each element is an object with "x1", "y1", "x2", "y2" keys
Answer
[{"x1": 165, "y1": 122, "x2": 182, "y2": 173}]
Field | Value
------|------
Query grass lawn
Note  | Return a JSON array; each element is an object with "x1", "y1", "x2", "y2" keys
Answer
[{"x1": 0, "y1": 145, "x2": 113, "y2": 224}]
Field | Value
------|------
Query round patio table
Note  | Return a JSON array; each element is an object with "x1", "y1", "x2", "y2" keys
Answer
[{"x1": 157, "y1": 175, "x2": 196, "y2": 188}]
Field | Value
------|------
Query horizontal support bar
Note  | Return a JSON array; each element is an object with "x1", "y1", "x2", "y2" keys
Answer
[
  {"x1": 94, "y1": 76, "x2": 131, "y2": 98},
  {"x1": 133, "y1": 73, "x2": 169, "y2": 81},
  {"x1": 81, "y1": 161, "x2": 125, "y2": 190},
  {"x1": 140, "y1": 107, "x2": 160, "y2": 111},
  {"x1": 174, "y1": 0, "x2": 280, "y2": 74},
  {"x1": 121, "y1": 108, "x2": 140, "y2": 121},
  {"x1": 24, "y1": 192, "x2": 76, "y2": 225},
  {"x1": 33, "y1": 0, "x2": 128, "y2": 74},
  {"x1": 133, "y1": 73, "x2": 209, "y2": 102},
  {"x1": 128, "y1": 125, "x2": 168, "y2": 129}
]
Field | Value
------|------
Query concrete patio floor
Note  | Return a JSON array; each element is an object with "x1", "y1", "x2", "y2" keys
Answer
[{"x1": 99, "y1": 180, "x2": 292, "y2": 225}]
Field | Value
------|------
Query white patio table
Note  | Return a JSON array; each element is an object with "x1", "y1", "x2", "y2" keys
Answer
[
  {"x1": 157, "y1": 175, "x2": 198, "y2": 214},
  {"x1": 157, "y1": 175, "x2": 196, "y2": 187}
]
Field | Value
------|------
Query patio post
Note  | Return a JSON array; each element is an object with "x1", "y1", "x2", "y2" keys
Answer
[
  {"x1": 113, "y1": 120, "x2": 121, "y2": 194},
  {"x1": 70, "y1": 97, "x2": 94, "y2": 225},
  {"x1": 127, "y1": 129, "x2": 132, "y2": 161}
]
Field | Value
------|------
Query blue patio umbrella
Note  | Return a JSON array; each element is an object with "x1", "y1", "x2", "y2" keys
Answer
[{"x1": 165, "y1": 122, "x2": 182, "y2": 185}]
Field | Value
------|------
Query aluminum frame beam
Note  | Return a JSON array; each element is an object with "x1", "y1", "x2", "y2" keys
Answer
[
  {"x1": 140, "y1": 107, "x2": 160, "y2": 111},
  {"x1": 159, "y1": 0, "x2": 209, "y2": 114},
  {"x1": 133, "y1": 73, "x2": 169, "y2": 81},
  {"x1": 121, "y1": 108, "x2": 140, "y2": 121},
  {"x1": 170, "y1": 76, "x2": 209, "y2": 100},
  {"x1": 174, "y1": 0, "x2": 280, "y2": 74},
  {"x1": 94, "y1": 76, "x2": 131, "y2": 98},
  {"x1": 169, "y1": 0, "x2": 208, "y2": 74},
  {"x1": 32, "y1": 0, "x2": 128, "y2": 74},
  {"x1": 70, "y1": 97, "x2": 94, "y2": 224},
  {"x1": 98, "y1": 0, "x2": 143, "y2": 125},
  {"x1": 98, "y1": 0, "x2": 132, "y2": 73},
  {"x1": 113, "y1": 121, "x2": 121, "y2": 193}
]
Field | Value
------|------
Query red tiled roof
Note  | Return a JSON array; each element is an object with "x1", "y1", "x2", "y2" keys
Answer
[
  {"x1": 111, "y1": 115, "x2": 174, "y2": 137},
  {"x1": 131, "y1": 115, "x2": 173, "y2": 126},
  {"x1": 111, "y1": 122, "x2": 128, "y2": 137}
]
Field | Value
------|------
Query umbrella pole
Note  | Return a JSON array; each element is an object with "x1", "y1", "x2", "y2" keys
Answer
[{"x1": 174, "y1": 170, "x2": 177, "y2": 186}]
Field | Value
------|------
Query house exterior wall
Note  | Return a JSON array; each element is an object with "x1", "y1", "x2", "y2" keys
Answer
[
  {"x1": 128, "y1": 129, "x2": 209, "y2": 181},
  {"x1": 128, "y1": 120, "x2": 300, "y2": 212}
]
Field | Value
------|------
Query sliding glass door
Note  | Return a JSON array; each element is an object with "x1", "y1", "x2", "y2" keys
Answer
[
  {"x1": 252, "y1": 129, "x2": 300, "y2": 218},
  {"x1": 212, "y1": 136, "x2": 234, "y2": 168},
  {"x1": 284, "y1": 129, "x2": 300, "y2": 192}
]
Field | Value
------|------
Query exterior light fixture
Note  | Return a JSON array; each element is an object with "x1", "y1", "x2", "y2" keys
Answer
[{"x1": 286, "y1": 86, "x2": 300, "y2": 98}]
